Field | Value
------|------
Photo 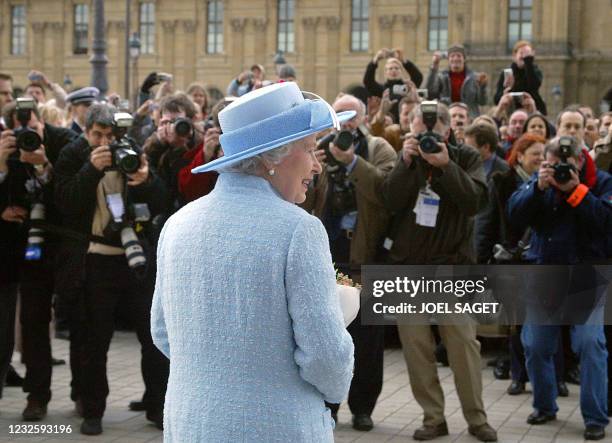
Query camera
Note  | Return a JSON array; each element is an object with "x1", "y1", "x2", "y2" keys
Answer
[
  {"x1": 417, "y1": 89, "x2": 429, "y2": 100},
  {"x1": 317, "y1": 130, "x2": 354, "y2": 172},
  {"x1": 415, "y1": 101, "x2": 444, "y2": 154},
  {"x1": 110, "y1": 113, "x2": 141, "y2": 174},
  {"x1": 392, "y1": 84, "x2": 408, "y2": 96},
  {"x1": 14, "y1": 98, "x2": 43, "y2": 152},
  {"x1": 440, "y1": 51, "x2": 448, "y2": 59},
  {"x1": 173, "y1": 117, "x2": 193, "y2": 137},
  {"x1": 552, "y1": 136, "x2": 577, "y2": 184}
]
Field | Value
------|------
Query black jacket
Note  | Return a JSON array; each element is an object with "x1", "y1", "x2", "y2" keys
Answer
[
  {"x1": 494, "y1": 56, "x2": 547, "y2": 115},
  {"x1": 363, "y1": 59, "x2": 423, "y2": 122},
  {"x1": 474, "y1": 168, "x2": 524, "y2": 263},
  {"x1": 0, "y1": 124, "x2": 77, "y2": 283},
  {"x1": 53, "y1": 135, "x2": 168, "y2": 288}
]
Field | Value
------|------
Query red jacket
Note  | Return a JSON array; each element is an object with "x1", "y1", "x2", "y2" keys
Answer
[{"x1": 178, "y1": 145, "x2": 218, "y2": 203}]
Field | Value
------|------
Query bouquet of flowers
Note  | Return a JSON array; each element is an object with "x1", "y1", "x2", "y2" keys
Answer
[
  {"x1": 335, "y1": 268, "x2": 360, "y2": 327},
  {"x1": 336, "y1": 270, "x2": 362, "y2": 290}
]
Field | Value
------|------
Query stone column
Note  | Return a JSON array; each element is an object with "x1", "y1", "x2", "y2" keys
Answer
[
  {"x1": 230, "y1": 18, "x2": 248, "y2": 76},
  {"x1": 252, "y1": 18, "x2": 269, "y2": 68},
  {"x1": 31, "y1": 22, "x2": 46, "y2": 71},
  {"x1": 49, "y1": 23, "x2": 66, "y2": 83},
  {"x1": 161, "y1": 20, "x2": 178, "y2": 72},
  {"x1": 181, "y1": 20, "x2": 197, "y2": 87},
  {"x1": 301, "y1": 16, "x2": 320, "y2": 91},
  {"x1": 107, "y1": 21, "x2": 127, "y2": 96},
  {"x1": 399, "y1": 15, "x2": 417, "y2": 63},
  {"x1": 325, "y1": 16, "x2": 341, "y2": 100},
  {"x1": 377, "y1": 15, "x2": 395, "y2": 51}
]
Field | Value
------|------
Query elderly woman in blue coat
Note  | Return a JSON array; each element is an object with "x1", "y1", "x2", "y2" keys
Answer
[{"x1": 151, "y1": 82, "x2": 355, "y2": 442}]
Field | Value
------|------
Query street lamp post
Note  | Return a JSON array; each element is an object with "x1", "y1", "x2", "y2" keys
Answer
[
  {"x1": 273, "y1": 50, "x2": 286, "y2": 76},
  {"x1": 90, "y1": 0, "x2": 109, "y2": 98},
  {"x1": 124, "y1": 0, "x2": 131, "y2": 101},
  {"x1": 129, "y1": 33, "x2": 141, "y2": 109}
]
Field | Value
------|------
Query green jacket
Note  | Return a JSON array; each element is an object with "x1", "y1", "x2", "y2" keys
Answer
[{"x1": 383, "y1": 143, "x2": 487, "y2": 264}]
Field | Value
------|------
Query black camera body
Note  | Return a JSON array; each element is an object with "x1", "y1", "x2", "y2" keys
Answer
[
  {"x1": 416, "y1": 101, "x2": 443, "y2": 154},
  {"x1": 110, "y1": 113, "x2": 141, "y2": 174},
  {"x1": 173, "y1": 117, "x2": 193, "y2": 137},
  {"x1": 14, "y1": 98, "x2": 42, "y2": 152},
  {"x1": 553, "y1": 136, "x2": 577, "y2": 184},
  {"x1": 317, "y1": 130, "x2": 354, "y2": 172}
]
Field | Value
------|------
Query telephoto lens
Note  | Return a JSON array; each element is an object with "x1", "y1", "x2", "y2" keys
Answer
[
  {"x1": 333, "y1": 130, "x2": 354, "y2": 151},
  {"x1": 24, "y1": 203, "x2": 45, "y2": 261},
  {"x1": 174, "y1": 118, "x2": 193, "y2": 137},
  {"x1": 120, "y1": 226, "x2": 147, "y2": 269}
]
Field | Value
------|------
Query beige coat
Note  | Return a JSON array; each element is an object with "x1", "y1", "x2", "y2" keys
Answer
[{"x1": 303, "y1": 130, "x2": 397, "y2": 266}]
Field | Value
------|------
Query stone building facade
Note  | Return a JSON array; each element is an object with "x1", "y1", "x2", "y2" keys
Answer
[{"x1": 0, "y1": 0, "x2": 611, "y2": 115}]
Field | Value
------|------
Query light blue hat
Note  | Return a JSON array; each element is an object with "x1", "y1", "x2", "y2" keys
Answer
[{"x1": 192, "y1": 82, "x2": 356, "y2": 173}]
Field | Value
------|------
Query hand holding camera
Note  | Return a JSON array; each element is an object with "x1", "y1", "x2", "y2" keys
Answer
[
  {"x1": 1, "y1": 206, "x2": 28, "y2": 223},
  {"x1": 19, "y1": 144, "x2": 48, "y2": 167},
  {"x1": 520, "y1": 92, "x2": 537, "y2": 114},
  {"x1": 373, "y1": 48, "x2": 390, "y2": 64},
  {"x1": 90, "y1": 145, "x2": 113, "y2": 171},
  {"x1": 477, "y1": 72, "x2": 489, "y2": 86},
  {"x1": 329, "y1": 141, "x2": 355, "y2": 166},
  {"x1": 432, "y1": 51, "x2": 443, "y2": 67},
  {"x1": 0, "y1": 130, "x2": 17, "y2": 170},
  {"x1": 401, "y1": 134, "x2": 420, "y2": 167},
  {"x1": 126, "y1": 154, "x2": 149, "y2": 187},
  {"x1": 203, "y1": 127, "x2": 222, "y2": 161}
]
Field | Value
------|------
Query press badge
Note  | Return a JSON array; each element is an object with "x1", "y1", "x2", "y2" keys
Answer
[{"x1": 413, "y1": 184, "x2": 440, "y2": 228}]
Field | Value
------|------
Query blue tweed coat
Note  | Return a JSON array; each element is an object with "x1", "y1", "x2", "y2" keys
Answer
[{"x1": 151, "y1": 172, "x2": 354, "y2": 442}]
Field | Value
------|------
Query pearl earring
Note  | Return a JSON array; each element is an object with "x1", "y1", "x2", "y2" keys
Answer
[{"x1": 268, "y1": 169, "x2": 275, "y2": 176}]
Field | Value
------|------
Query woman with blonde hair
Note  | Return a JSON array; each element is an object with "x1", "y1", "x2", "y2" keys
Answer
[
  {"x1": 38, "y1": 103, "x2": 67, "y2": 127},
  {"x1": 363, "y1": 48, "x2": 423, "y2": 122}
]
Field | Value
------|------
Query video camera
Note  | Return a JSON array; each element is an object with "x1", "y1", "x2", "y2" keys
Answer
[
  {"x1": 415, "y1": 101, "x2": 444, "y2": 154},
  {"x1": 552, "y1": 136, "x2": 577, "y2": 184},
  {"x1": 14, "y1": 98, "x2": 43, "y2": 152},
  {"x1": 110, "y1": 113, "x2": 141, "y2": 174}
]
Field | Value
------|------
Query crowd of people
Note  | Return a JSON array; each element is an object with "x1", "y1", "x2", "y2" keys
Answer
[{"x1": 0, "y1": 38, "x2": 611, "y2": 441}]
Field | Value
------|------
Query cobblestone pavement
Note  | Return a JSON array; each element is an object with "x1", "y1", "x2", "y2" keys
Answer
[{"x1": 0, "y1": 332, "x2": 609, "y2": 442}]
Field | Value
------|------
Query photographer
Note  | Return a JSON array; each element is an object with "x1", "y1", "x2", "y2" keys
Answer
[
  {"x1": 177, "y1": 99, "x2": 234, "y2": 203},
  {"x1": 494, "y1": 41, "x2": 547, "y2": 115},
  {"x1": 0, "y1": 98, "x2": 77, "y2": 421},
  {"x1": 370, "y1": 91, "x2": 419, "y2": 152},
  {"x1": 507, "y1": 136, "x2": 611, "y2": 440},
  {"x1": 303, "y1": 93, "x2": 396, "y2": 431},
  {"x1": 227, "y1": 64, "x2": 266, "y2": 97},
  {"x1": 143, "y1": 93, "x2": 205, "y2": 215},
  {"x1": 382, "y1": 102, "x2": 497, "y2": 442},
  {"x1": 54, "y1": 104, "x2": 169, "y2": 435},
  {"x1": 426, "y1": 45, "x2": 488, "y2": 118},
  {"x1": 364, "y1": 48, "x2": 423, "y2": 122}
]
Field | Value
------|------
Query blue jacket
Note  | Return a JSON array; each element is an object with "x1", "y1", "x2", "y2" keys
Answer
[
  {"x1": 151, "y1": 172, "x2": 354, "y2": 442},
  {"x1": 507, "y1": 169, "x2": 612, "y2": 264}
]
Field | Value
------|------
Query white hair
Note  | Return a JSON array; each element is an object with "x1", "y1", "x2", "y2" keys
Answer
[{"x1": 220, "y1": 142, "x2": 295, "y2": 175}]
